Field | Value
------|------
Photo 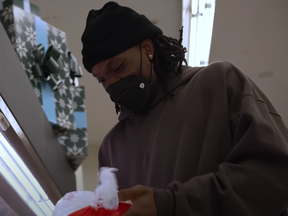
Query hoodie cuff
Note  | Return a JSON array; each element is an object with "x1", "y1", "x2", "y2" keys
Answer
[{"x1": 153, "y1": 188, "x2": 175, "y2": 216}]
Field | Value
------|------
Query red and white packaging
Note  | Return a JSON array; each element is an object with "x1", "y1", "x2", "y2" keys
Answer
[{"x1": 52, "y1": 167, "x2": 131, "y2": 216}]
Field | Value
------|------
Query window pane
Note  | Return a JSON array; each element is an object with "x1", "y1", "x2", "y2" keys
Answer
[
  {"x1": 184, "y1": 0, "x2": 216, "y2": 66},
  {"x1": 191, "y1": 0, "x2": 199, "y2": 15}
]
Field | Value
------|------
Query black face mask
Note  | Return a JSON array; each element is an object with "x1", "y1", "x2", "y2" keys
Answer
[{"x1": 106, "y1": 47, "x2": 156, "y2": 114}]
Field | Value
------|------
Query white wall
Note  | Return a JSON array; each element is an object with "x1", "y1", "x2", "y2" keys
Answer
[
  {"x1": 74, "y1": 165, "x2": 84, "y2": 191},
  {"x1": 209, "y1": 0, "x2": 288, "y2": 125},
  {"x1": 82, "y1": 145, "x2": 99, "y2": 191}
]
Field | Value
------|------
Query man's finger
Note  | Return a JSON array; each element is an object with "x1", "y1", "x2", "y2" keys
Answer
[
  {"x1": 118, "y1": 188, "x2": 136, "y2": 201},
  {"x1": 118, "y1": 185, "x2": 145, "y2": 201}
]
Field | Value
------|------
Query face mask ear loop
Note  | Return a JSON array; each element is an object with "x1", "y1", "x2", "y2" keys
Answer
[
  {"x1": 148, "y1": 58, "x2": 153, "y2": 83},
  {"x1": 139, "y1": 44, "x2": 153, "y2": 83}
]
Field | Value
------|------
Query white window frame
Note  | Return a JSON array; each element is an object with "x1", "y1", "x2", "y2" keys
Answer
[
  {"x1": 0, "y1": 131, "x2": 55, "y2": 216},
  {"x1": 182, "y1": 0, "x2": 216, "y2": 67}
]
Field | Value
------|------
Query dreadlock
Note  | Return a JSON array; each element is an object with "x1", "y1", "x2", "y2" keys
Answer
[
  {"x1": 151, "y1": 26, "x2": 187, "y2": 82},
  {"x1": 115, "y1": 27, "x2": 187, "y2": 114}
]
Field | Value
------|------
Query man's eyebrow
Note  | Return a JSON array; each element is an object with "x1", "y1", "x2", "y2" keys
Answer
[{"x1": 92, "y1": 58, "x2": 116, "y2": 77}]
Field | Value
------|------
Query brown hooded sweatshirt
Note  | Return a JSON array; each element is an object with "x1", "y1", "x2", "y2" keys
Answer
[{"x1": 98, "y1": 61, "x2": 288, "y2": 216}]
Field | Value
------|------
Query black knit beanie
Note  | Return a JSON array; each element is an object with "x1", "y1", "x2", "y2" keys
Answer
[{"x1": 81, "y1": 1, "x2": 163, "y2": 73}]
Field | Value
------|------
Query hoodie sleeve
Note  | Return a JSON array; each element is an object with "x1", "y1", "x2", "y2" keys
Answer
[{"x1": 153, "y1": 62, "x2": 288, "y2": 216}]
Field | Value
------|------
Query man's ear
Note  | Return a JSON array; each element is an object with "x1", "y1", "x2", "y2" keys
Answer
[{"x1": 140, "y1": 39, "x2": 154, "y2": 58}]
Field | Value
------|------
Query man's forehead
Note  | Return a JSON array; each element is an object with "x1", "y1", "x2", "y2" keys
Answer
[
  {"x1": 91, "y1": 58, "x2": 115, "y2": 76},
  {"x1": 91, "y1": 47, "x2": 137, "y2": 76}
]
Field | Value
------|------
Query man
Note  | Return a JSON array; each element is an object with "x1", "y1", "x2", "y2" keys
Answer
[{"x1": 81, "y1": 2, "x2": 288, "y2": 216}]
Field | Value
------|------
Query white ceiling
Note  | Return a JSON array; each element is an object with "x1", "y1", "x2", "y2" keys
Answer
[{"x1": 24, "y1": 0, "x2": 182, "y2": 146}]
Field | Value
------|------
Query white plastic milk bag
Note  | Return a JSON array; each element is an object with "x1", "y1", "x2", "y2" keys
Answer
[{"x1": 52, "y1": 167, "x2": 131, "y2": 216}]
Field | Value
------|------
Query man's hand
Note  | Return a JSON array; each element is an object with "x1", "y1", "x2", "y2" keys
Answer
[{"x1": 118, "y1": 185, "x2": 158, "y2": 216}]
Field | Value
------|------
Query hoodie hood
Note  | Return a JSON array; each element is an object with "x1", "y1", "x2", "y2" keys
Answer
[{"x1": 118, "y1": 65, "x2": 203, "y2": 121}]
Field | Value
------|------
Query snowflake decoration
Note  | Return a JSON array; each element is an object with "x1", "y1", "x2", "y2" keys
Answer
[
  {"x1": 52, "y1": 27, "x2": 59, "y2": 37},
  {"x1": 15, "y1": 23, "x2": 23, "y2": 35},
  {"x1": 25, "y1": 63, "x2": 38, "y2": 82},
  {"x1": 10, "y1": 35, "x2": 16, "y2": 46},
  {"x1": 73, "y1": 101, "x2": 79, "y2": 110},
  {"x1": 80, "y1": 99, "x2": 86, "y2": 110},
  {"x1": 82, "y1": 136, "x2": 88, "y2": 146},
  {"x1": 57, "y1": 110, "x2": 72, "y2": 128},
  {"x1": 69, "y1": 86, "x2": 75, "y2": 98},
  {"x1": 25, "y1": 14, "x2": 34, "y2": 24},
  {"x1": 66, "y1": 144, "x2": 84, "y2": 156},
  {"x1": 21, "y1": 63, "x2": 26, "y2": 70},
  {"x1": 27, "y1": 62, "x2": 34, "y2": 72},
  {"x1": 24, "y1": 26, "x2": 36, "y2": 47},
  {"x1": 70, "y1": 86, "x2": 83, "y2": 99},
  {"x1": 63, "y1": 62, "x2": 70, "y2": 78},
  {"x1": 14, "y1": 37, "x2": 28, "y2": 59},
  {"x1": 59, "y1": 31, "x2": 66, "y2": 44},
  {"x1": 54, "y1": 97, "x2": 58, "y2": 105},
  {"x1": 58, "y1": 98, "x2": 66, "y2": 108},
  {"x1": 57, "y1": 74, "x2": 62, "y2": 82},
  {"x1": 50, "y1": 38, "x2": 63, "y2": 53},
  {"x1": 66, "y1": 99, "x2": 75, "y2": 114},
  {"x1": 8, "y1": 23, "x2": 15, "y2": 34},
  {"x1": 34, "y1": 88, "x2": 41, "y2": 98},
  {"x1": 26, "y1": 68, "x2": 35, "y2": 80},
  {"x1": 70, "y1": 134, "x2": 79, "y2": 144},
  {"x1": 58, "y1": 136, "x2": 68, "y2": 146},
  {"x1": 13, "y1": 7, "x2": 25, "y2": 22},
  {"x1": 1, "y1": 6, "x2": 13, "y2": 22},
  {"x1": 58, "y1": 83, "x2": 68, "y2": 96}
]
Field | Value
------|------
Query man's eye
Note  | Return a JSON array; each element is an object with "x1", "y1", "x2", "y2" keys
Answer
[{"x1": 114, "y1": 62, "x2": 123, "y2": 72}]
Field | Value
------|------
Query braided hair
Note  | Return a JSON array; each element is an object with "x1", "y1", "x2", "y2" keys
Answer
[
  {"x1": 115, "y1": 27, "x2": 187, "y2": 114},
  {"x1": 151, "y1": 26, "x2": 187, "y2": 82}
]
